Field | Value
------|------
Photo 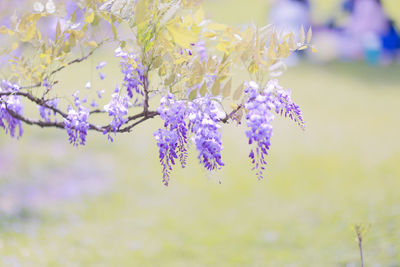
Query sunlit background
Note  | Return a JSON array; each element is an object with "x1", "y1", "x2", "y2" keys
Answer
[{"x1": 1, "y1": 0, "x2": 400, "y2": 266}]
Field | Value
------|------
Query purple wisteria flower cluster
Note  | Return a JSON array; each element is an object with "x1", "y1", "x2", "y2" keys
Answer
[
  {"x1": 273, "y1": 80, "x2": 305, "y2": 129},
  {"x1": 64, "y1": 91, "x2": 90, "y2": 146},
  {"x1": 0, "y1": 80, "x2": 24, "y2": 138},
  {"x1": 154, "y1": 93, "x2": 227, "y2": 185},
  {"x1": 104, "y1": 87, "x2": 131, "y2": 141},
  {"x1": 154, "y1": 93, "x2": 188, "y2": 186},
  {"x1": 38, "y1": 99, "x2": 59, "y2": 122},
  {"x1": 244, "y1": 80, "x2": 304, "y2": 179},
  {"x1": 115, "y1": 47, "x2": 146, "y2": 99},
  {"x1": 188, "y1": 97, "x2": 225, "y2": 171}
]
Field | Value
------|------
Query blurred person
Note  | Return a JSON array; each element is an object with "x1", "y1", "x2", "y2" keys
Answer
[
  {"x1": 380, "y1": 19, "x2": 400, "y2": 64},
  {"x1": 269, "y1": 0, "x2": 311, "y2": 37},
  {"x1": 268, "y1": 0, "x2": 311, "y2": 65},
  {"x1": 346, "y1": 0, "x2": 387, "y2": 64},
  {"x1": 315, "y1": 0, "x2": 398, "y2": 65}
]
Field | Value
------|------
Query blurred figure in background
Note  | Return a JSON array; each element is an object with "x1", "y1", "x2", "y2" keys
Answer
[
  {"x1": 314, "y1": 0, "x2": 400, "y2": 65},
  {"x1": 269, "y1": 0, "x2": 311, "y2": 65},
  {"x1": 345, "y1": 0, "x2": 388, "y2": 64},
  {"x1": 269, "y1": 0, "x2": 311, "y2": 36},
  {"x1": 380, "y1": 19, "x2": 400, "y2": 64}
]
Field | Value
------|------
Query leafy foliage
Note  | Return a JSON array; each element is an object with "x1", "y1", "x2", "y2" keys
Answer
[{"x1": 0, "y1": 0, "x2": 313, "y2": 185}]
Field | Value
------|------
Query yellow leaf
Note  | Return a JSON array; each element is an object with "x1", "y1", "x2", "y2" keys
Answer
[
  {"x1": 202, "y1": 31, "x2": 216, "y2": 38},
  {"x1": 278, "y1": 42, "x2": 290, "y2": 58},
  {"x1": 158, "y1": 63, "x2": 167, "y2": 76},
  {"x1": 111, "y1": 23, "x2": 118, "y2": 40},
  {"x1": 85, "y1": 12, "x2": 95, "y2": 24},
  {"x1": 248, "y1": 61, "x2": 259, "y2": 74},
  {"x1": 299, "y1": 25, "x2": 305, "y2": 44},
  {"x1": 199, "y1": 82, "x2": 207, "y2": 96},
  {"x1": 222, "y1": 78, "x2": 232, "y2": 98},
  {"x1": 0, "y1": 26, "x2": 7, "y2": 34},
  {"x1": 55, "y1": 21, "x2": 61, "y2": 43},
  {"x1": 233, "y1": 83, "x2": 244, "y2": 101},
  {"x1": 216, "y1": 42, "x2": 229, "y2": 54},
  {"x1": 174, "y1": 55, "x2": 191, "y2": 65},
  {"x1": 298, "y1": 45, "x2": 308, "y2": 51},
  {"x1": 193, "y1": 8, "x2": 204, "y2": 25},
  {"x1": 267, "y1": 45, "x2": 277, "y2": 60},
  {"x1": 307, "y1": 27, "x2": 312, "y2": 43},
  {"x1": 207, "y1": 23, "x2": 227, "y2": 31},
  {"x1": 230, "y1": 103, "x2": 238, "y2": 110},
  {"x1": 188, "y1": 89, "x2": 197, "y2": 100},
  {"x1": 166, "y1": 23, "x2": 198, "y2": 48},
  {"x1": 183, "y1": 15, "x2": 193, "y2": 27},
  {"x1": 288, "y1": 33, "x2": 297, "y2": 50},
  {"x1": 135, "y1": 0, "x2": 149, "y2": 25},
  {"x1": 211, "y1": 80, "x2": 221, "y2": 96},
  {"x1": 311, "y1": 46, "x2": 318, "y2": 53},
  {"x1": 87, "y1": 41, "x2": 98, "y2": 47},
  {"x1": 11, "y1": 42, "x2": 19, "y2": 50},
  {"x1": 21, "y1": 23, "x2": 36, "y2": 42}
]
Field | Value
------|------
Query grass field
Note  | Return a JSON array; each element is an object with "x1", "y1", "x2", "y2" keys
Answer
[{"x1": 1, "y1": 1, "x2": 400, "y2": 266}]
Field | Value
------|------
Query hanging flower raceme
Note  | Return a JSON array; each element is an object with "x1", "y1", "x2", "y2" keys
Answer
[
  {"x1": 0, "y1": 80, "x2": 24, "y2": 138},
  {"x1": 195, "y1": 41, "x2": 207, "y2": 61},
  {"x1": 104, "y1": 87, "x2": 131, "y2": 140},
  {"x1": 154, "y1": 93, "x2": 188, "y2": 186},
  {"x1": 188, "y1": 97, "x2": 225, "y2": 171},
  {"x1": 64, "y1": 105, "x2": 90, "y2": 146},
  {"x1": 270, "y1": 80, "x2": 305, "y2": 129},
  {"x1": 244, "y1": 81, "x2": 276, "y2": 180},
  {"x1": 38, "y1": 99, "x2": 59, "y2": 122},
  {"x1": 244, "y1": 80, "x2": 304, "y2": 179},
  {"x1": 115, "y1": 47, "x2": 146, "y2": 99}
]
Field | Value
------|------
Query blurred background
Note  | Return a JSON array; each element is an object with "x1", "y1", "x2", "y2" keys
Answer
[{"x1": 1, "y1": 0, "x2": 400, "y2": 266}]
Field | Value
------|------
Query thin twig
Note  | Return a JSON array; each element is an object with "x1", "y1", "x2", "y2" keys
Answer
[
  {"x1": 5, "y1": 107, "x2": 65, "y2": 129},
  {"x1": 220, "y1": 104, "x2": 243, "y2": 123},
  {"x1": 357, "y1": 230, "x2": 364, "y2": 267},
  {"x1": 1, "y1": 90, "x2": 159, "y2": 133},
  {"x1": 118, "y1": 111, "x2": 159, "y2": 133},
  {"x1": 0, "y1": 91, "x2": 68, "y2": 118},
  {"x1": 354, "y1": 224, "x2": 367, "y2": 267},
  {"x1": 143, "y1": 73, "x2": 150, "y2": 116},
  {"x1": 20, "y1": 43, "x2": 104, "y2": 90}
]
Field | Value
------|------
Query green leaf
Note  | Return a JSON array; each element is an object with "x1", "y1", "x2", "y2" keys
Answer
[
  {"x1": 211, "y1": 80, "x2": 221, "y2": 96},
  {"x1": 70, "y1": 10, "x2": 77, "y2": 23},
  {"x1": 135, "y1": 0, "x2": 149, "y2": 25},
  {"x1": 165, "y1": 74, "x2": 175, "y2": 86},
  {"x1": 111, "y1": 23, "x2": 118, "y2": 40},
  {"x1": 307, "y1": 27, "x2": 312, "y2": 43},
  {"x1": 299, "y1": 25, "x2": 305, "y2": 44},
  {"x1": 188, "y1": 89, "x2": 197, "y2": 100},
  {"x1": 222, "y1": 78, "x2": 232, "y2": 98},
  {"x1": 120, "y1": 40, "x2": 126, "y2": 49},
  {"x1": 55, "y1": 21, "x2": 61, "y2": 43},
  {"x1": 85, "y1": 12, "x2": 95, "y2": 24},
  {"x1": 166, "y1": 18, "x2": 198, "y2": 48},
  {"x1": 233, "y1": 83, "x2": 243, "y2": 101},
  {"x1": 199, "y1": 82, "x2": 207, "y2": 96}
]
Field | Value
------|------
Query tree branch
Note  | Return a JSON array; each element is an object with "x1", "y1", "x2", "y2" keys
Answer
[
  {"x1": 1, "y1": 89, "x2": 159, "y2": 134},
  {"x1": 118, "y1": 111, "x2": 158, "y2": 133},
  {"x1": 20, "y1": 43, "x2": 104, "y2": 90},
  {"x1": 5, "y1": 106, "x2": 65, "y2": 130},
  {"x1": 221, "y1": 104, "x2": 243, "y2": 123},
  {"x1": 143, "y1": 73, "x2": 150, "y2": 116},
  {"x1": 0, "y1": 91, "x2": 68, "y2": 118}
]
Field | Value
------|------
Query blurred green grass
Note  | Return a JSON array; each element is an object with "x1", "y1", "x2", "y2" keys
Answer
[{"x1": 1, "y1": 1, "x2": 400, "y2": 266}]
